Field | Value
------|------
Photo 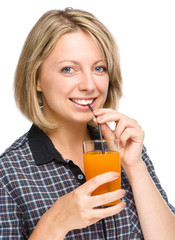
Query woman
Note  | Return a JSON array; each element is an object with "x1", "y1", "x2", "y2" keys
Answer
[{"x1": 0, "y1": 8, "x2": 174, "y2": 239}]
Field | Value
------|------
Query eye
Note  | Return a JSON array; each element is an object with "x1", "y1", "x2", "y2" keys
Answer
[
  {"x1": 61, "y1": 67, "x2": 75, "y2": 74},
  {"x1": 94, "y1": 66, "x2": 108, "y2": 74}
]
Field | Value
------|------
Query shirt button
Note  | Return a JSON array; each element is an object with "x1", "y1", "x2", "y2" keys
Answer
[{"x1": 77, "y1": 174, "x2": 84, "y2": 180}]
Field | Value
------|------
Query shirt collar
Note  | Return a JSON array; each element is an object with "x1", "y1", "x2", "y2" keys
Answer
[
  {"x1": 28, "y1": 124, "x2": 64, "y2": 165},
  {"x1": 28, "y1": 124, "x2": 99, "y2": 166}
]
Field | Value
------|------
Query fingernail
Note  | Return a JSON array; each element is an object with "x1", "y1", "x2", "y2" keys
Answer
[
  {"x1": 112, "y1": 172, "x2": 120, "y2": 179},
  {"x1": 96, "y1": 116, "x2": 102, "y2": 122},
  {"x1": 93, "y1": 109, "x2": 99, "y2": 114},
  {"x1": 121, "y1": 189, "x2": 126, "y2": 196},
  {"x1": 121, "y1": 201, "x2": 126, "y2": 208},
  {"x1": 92, "y1": 117, "x2": 98, "y2": 125}
]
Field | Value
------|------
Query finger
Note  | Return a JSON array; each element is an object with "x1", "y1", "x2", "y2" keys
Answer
[
  {"x1": 81, "y1": 172, "x2": 120, "y2": 195},
  {"x1": 79, "y1": 201, "x2": 126, "y2": 227},
  {"x1": 120, "y1": 128, "x2": 144, "y2": 147},
  {"x1": 115, "y1": 118, "x2": 141, "y2": 139},
  {"x1": 93, "y1": 201, "x2": 126, "y2": 219},
  {"x1": 95, "y1": 110, "x2": 123, "y2": 124},
  {"x1": 95, "y1": 110, "x2": 141, "y2": 134},
  {"x1": 90, "y1": 189, "x2": 125, "y2": 208}
]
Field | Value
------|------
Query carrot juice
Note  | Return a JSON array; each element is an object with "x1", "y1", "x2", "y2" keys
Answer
[{"x1": 83, "y1": 150, "x2": 121, "y2": 206}]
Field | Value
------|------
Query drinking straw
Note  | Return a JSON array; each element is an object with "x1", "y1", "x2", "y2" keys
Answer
[{"x1": 87, "y1": 104, "x2": 105, "y2": 154}]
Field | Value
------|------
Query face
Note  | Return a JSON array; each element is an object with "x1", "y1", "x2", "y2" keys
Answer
[{"x1": 37, "y1": 30, "x2": 109, "y2": 125}]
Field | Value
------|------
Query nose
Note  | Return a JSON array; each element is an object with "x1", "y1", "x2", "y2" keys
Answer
[{"x1": 78, "y1": 71, "x2": 96, "y2": 93}]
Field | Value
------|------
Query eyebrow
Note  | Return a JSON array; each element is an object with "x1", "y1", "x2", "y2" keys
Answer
[{"x1": 57, "y1": 60, "x2": 106, "y2": 65}]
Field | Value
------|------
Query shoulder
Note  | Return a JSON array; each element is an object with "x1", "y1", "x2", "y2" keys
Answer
[
  {"x1": 0, "y1": 131, "x2": 29, "y2": 158},
  {"x1": 0, "y1": 131, "x2": 31, "y2": 177}
]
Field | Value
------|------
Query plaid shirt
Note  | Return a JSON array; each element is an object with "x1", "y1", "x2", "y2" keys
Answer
[{"x1": 0, "y1": 125, "x2": 174, "y2": 239}]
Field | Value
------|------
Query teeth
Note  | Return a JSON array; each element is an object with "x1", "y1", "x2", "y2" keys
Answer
[{"x1": 71, "y1": 99, "x2": 94, "y2": 105}]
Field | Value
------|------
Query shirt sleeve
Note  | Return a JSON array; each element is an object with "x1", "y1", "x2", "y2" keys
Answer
[
  {"x1": 142, "y1": 145, "x2": 175, "y2": 214},
  {"x1": 0, "y1": 183, "x2": 27, "y2": 239}
]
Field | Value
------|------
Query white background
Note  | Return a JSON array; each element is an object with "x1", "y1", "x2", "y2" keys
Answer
[{"x1": 0, "y1": 0, "x2": 174, "y2": 205}]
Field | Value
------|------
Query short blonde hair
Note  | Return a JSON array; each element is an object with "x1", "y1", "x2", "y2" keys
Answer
[{"x1": 14, "y1": 8, "x2": 122, "y2": 130}]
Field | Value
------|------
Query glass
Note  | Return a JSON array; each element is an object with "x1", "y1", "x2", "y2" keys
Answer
[{"x1": 83, "y1": 139, "x2": 121, "y2": 206}]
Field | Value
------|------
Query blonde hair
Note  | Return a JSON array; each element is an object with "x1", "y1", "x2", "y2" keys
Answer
[{"x1": 14, "y1": 8, "x2": 122, "y2": 130}]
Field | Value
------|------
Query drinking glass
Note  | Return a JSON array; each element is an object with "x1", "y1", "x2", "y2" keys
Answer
[{"x1": 83, "y1": 139, "x2": 121, "y2": 206}]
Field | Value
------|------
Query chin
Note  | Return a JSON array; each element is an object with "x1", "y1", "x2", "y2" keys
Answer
[{"x1": 72, "y1": 116, "x2": 92, "y2": 124}]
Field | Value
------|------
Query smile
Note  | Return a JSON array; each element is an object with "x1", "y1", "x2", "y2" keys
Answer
[{"x1": 70, "y1": 98, "x2": 95, "y2": 106}]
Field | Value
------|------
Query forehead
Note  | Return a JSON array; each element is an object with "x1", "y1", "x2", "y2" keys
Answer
[{"x1": 48, "y1": 30, "x2": 104, "y2": 61}]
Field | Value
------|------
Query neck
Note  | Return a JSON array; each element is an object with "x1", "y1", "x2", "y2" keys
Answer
[
  {"x1": 46, "y1": 122, "x2": 90, "y2": 172},
  {"x1": 47, "y1": 122, "x2": 90, "y2": 147}
]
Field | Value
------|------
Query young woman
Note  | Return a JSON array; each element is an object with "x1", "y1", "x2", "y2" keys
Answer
[{"x1": 0, "y1": 8, "x2": 174, "y2": 239}]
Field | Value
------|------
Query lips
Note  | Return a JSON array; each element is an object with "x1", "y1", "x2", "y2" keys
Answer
[{"x1": 70, "y1": 98, "x2": 95, "y2": 106}]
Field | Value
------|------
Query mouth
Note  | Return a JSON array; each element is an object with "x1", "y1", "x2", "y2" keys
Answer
[{"x1": 69, "y1": 98, "x2": 96, "y2": 106}]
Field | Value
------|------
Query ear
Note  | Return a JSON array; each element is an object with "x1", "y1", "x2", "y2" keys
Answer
[{"x1": 36, "y1": 78, "x2": 42, "y2": 92}]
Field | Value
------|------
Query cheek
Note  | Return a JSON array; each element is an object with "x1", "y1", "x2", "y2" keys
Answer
[
  {"x1": 99, "y1": 77, "x2": 109, "y2": 96},
  {"x1": 39, "y1": 75, "x2": 63, "y2": 94},
  {"x1": 41, "y1": 77, "x2": 76, "y2": 105}
]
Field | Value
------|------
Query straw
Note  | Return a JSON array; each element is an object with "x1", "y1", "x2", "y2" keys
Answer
[{"x1": 87, "y1": 104, "x2": 105, "y2": 154}]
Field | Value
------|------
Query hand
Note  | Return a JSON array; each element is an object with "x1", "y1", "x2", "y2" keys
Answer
[
  {"x1": 93, "y1": 108, "x2": 145, "y2": 170},
  {"x1": 44, "y1": 172, "x2": 125, "y2": 237}
]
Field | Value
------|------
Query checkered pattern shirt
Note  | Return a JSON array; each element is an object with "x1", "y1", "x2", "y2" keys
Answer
[{"x1": 0, "y1": 125, "x2": 174, "y2": 239}]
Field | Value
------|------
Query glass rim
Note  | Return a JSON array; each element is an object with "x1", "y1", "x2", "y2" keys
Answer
[{"x1": 82, "y1": 138, "x2": 118, "y2": 144}]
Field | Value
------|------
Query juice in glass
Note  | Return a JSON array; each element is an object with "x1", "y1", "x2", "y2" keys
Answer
[{"x1": 83, "y1": 150, "x2": 121, "y2": 206}]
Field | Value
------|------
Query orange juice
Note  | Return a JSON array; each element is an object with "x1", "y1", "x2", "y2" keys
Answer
[{"x1": 83, "y1": 150, "x2": 121, "y2": 206}]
